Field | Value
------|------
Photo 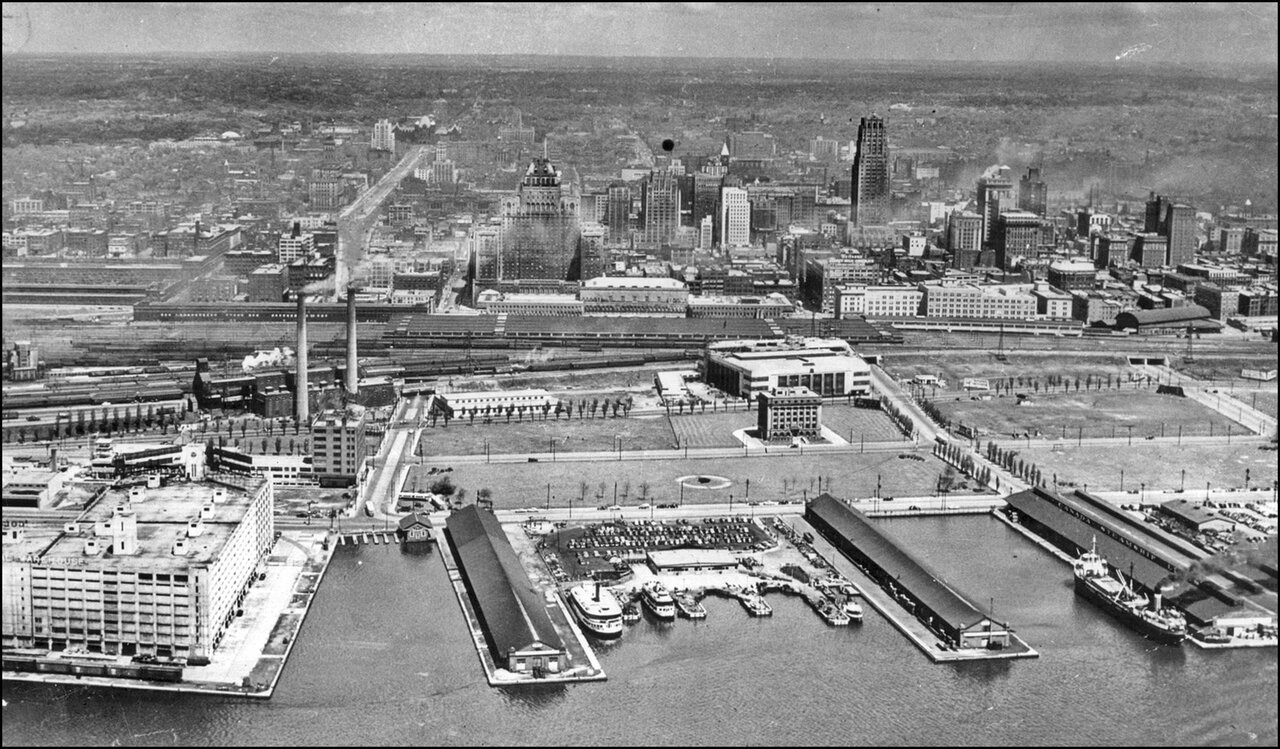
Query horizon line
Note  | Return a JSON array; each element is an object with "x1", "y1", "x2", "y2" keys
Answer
[{"x1": 3, "y1": 49, "x2": 1277, "y2": 71}]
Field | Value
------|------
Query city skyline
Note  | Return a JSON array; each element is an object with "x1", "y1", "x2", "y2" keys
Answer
[{"x1": 3, "y1": 3, "x2": 1277, "y2": 67}]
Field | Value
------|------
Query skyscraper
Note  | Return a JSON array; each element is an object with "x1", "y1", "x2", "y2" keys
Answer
[
  {"x1": 605, "y1": 182, "x2": 632, "y2": 243},
  {"x1": 1018, "y1": 166, "x2": 1047, "y2": 216},
  {"x1": 1144, "y1": 192, "x2": 1197, "y2": 266},
  {"x1": 641, "y1": 170, "x2": 681, "y2": 247},
  {"x1": 720, "y1": 186, "x2": 750, "y2": 248},
  {"x1": 371, "y1": 119, "x2": 395, "y2": 152},
  {"x1": 850, "y1": 116, "x2": 889, "y2": 227},
  {"x1": 494, "y1": 157, "x2": 581, "y2": 282},
  {"x1": 976, "y1": 166, "x2": 1015, "y2": 249}
]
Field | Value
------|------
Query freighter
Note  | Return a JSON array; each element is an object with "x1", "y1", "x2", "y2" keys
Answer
[{"x1": 1072, "y1": 538, "x2": 1186, "y2": 646}]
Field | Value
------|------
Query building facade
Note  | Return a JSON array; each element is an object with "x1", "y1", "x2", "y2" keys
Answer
[
  {"x1": 757, "y1": 386, "x2": 823, "y2": 441},
  {"x1": 850, "y1": 116, "x2": 889, "y2": 227}
]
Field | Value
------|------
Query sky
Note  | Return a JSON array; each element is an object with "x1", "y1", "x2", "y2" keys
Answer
[{"x1": 2, "y1": 2, "x2": 1277, "y2": 66}]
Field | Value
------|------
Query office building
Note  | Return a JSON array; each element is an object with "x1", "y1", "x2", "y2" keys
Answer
[
  {"x1": 946, "y1": 210, "x2": 983, "y2": 268},
  {"x1": 371, "y1": 119, "x2": 396, "y2": 152},
  {"x1": 976, "y1": 167, "x2": 1015, "y2": 248},
  {"x1": 720, "y1": 186, "x2": 750, "y2": 248},
  {"x1": 850, "y1": 116, "x2": 890, "y2": 227},
  {"x1": 310, "y1": 409, "x2": 368, "y2": 487},
  {"x1": 642, "y1": 171, "x2": 681, "y2": 247},
  {"x1": 1018, "y1": 167, "x2": 1048, "y2": 216},
  {"x1": 992, "y1": 210, "x2": 1043, "y2": 269},
  {"x1": 757, "y1": 387, "x2": 823, "y2": 442},
  {"x1": 920, "y1": 283, "x2": 1037, "y2": 320}
]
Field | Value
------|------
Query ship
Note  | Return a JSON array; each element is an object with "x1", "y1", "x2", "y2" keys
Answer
[
  {"x1": 567, "y1": 583, "x2": 623, "y2": 639},
  {"x1": 641, "y1": 581, "x2": 677, "y2": 620},
  {"x1": 621, "y1": 602, "x2": 641, "y2": 624},
  {"x1": 842, "y1": 598, "x2": 864, "y2": 622},
  {"x1": 674, "y1": 591, "x2": 708, "y2": 619},
  {"x1": 1072, "y1": 538, "x2": 1186, "y2": 646},
  {"x1": 739, "y1": 591, "x2": 773, "y2": 617}
]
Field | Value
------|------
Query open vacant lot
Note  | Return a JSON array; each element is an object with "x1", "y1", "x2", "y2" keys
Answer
[
  {"x1": 1231, "y1": 389, "x2": 1279, "y2": 419},
  {"x1": 1016, "y1": 443, "x2": 1278, "y2": 493},
  {"x1": 932, "y1": 390, "x2": 1245, "y2": 439},
  {"x1": 820, "y1": 404, "x2": 909, "y2": 443},
  {"x1": 417, "y1": 413, "x2": 675, "y2": 457},
  {"x1": 410, "y1": 449, "x2": 980, "y2": 510},
  {"x1": 881, "y1": 351, "x2": 1135, "y2": 389},
  {"x1": 669, "y1": 410, "x2": 754, "y2": 448}
]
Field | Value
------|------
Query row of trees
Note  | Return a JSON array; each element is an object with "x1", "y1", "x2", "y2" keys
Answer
[
  {"x1": 985, "y1": 441, "x2": 1047, "y2": 487},
  {"x1": 6, "y1": 406, "x2": 185, "y2": 444},
  {"x1": 577, "y1": 479, "x2": 653, "y2": 505},
  {"x1": 880, "y1": 396, "x2": 917, "y2": 439},
  {"x1": 931, "y1": 441, "x2": 995, "y2": 489}
]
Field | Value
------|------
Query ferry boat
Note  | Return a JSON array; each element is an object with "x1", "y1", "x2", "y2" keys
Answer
[
  {"x1": 1072, "y1": 538, "x2": 1186, "y2": 646},
  {"x1": 567, "y1": 583, "x2": 623, "y2": 638},
  {"x1": 641, "y1": 581, "x2": 677, "y2": 620},
  {"x1": 674, "y1": 591, "x2": 708, "y2": 619}
]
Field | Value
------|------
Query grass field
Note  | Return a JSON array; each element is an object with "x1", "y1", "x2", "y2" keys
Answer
[
  {"x1": 417, "y1": 413, "x2": 675, "y2": 457},
  {"x1": 820, "y1": 405, "x2": 908, "y2": 443},
  {"x1": 932, "y1": 390, "x2": 1245, "y2": 439},
  {"x1": 1231, "y1": 389, "x2": 1279, "y2": 419},
  {"x1": 881, "y1": 351, "x2": 1136, "y2": 389},
  {"x1": 1015, "y1": 443, "x2": 1278, "y2": 493},
  {"x1": 669, "y1": 411, "x2": 754, "y2": 448},
  {"x1": 409, "y1": 450, "x2": 981, "y2": 510}
]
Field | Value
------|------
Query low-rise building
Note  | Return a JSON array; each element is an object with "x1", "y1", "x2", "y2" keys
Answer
[
  {"x1": 757, "y1": 386, "x2": 823, "y2": 441},
  {"x1": 704, "y1": 338, "x2": 872, "y2": 399},
  {"x1": 310, "y1": 409, "x2": 368, "y2": 487}
]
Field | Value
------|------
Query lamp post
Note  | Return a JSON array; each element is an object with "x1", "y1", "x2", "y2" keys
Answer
[
  {"x1": 1126, "y1": 425, "x2": 1133, "y2": 446},
  {"x1": 1181, "y1": 469, "x2": 1186, "y2": 493},
  {"x1": 1120, "y1": 469, "x2": 1125, "y2": 492}
]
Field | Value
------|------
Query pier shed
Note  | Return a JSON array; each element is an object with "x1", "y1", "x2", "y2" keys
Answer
[
  {"x1": 445, "y1": 507, "x2": 567, "y2": 676},
  {"x1": 806, "y1": 494, "x2": 1012, "y2": 649},
  {"x1": 1004, "y1": 487, "x2": 1192, "y2": 592}
]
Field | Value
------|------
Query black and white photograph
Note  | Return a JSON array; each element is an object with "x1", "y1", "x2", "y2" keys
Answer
[{"x1": 2, "y1": 2, "x2": 1277, "y2": 745}]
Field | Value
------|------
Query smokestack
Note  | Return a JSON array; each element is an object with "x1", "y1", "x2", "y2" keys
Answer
[
  {"x1": 1152, "y1": 587, "x2": 1163, "y2": 613},
  {"x1": 345, "y1": 285, "x2": 358, "y2": 395},
  {"x1": 296, "y1": 294, "x2": 309, "y2": 425}
]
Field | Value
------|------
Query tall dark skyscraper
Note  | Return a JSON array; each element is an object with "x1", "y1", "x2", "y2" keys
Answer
[
  {"x1": 1018, "y1": 166, "x2": 1048, "y2": 216},
  {"x1": 1144, "y1": 192, "x2": 1197, "y2": 266},
  {"x1": 850, "y1": 115, "x2": 889, "y2": 227}
]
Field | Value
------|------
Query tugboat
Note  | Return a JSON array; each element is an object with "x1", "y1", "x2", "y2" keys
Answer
[
  {"x1": 739, "y1": 591, "x2": 773, "y2": 617},
  {"x1": 641, "y1": 581, "x2": 677, "y2": 620},
  {"x1": 842, "y1": 597, "x2": 864, "y2": 622},
  {"x1": 674, "y1": 590, "x2": 708, "y2": 619},
  {"x1": 813, "y1": 597, "x2": 850, "y2": 626},
  {"x1": 566, "y1": 582, "x2": 623, "y2": 639},
  {"x1": 621, "y1": 602, "x2": 642, "y2": 624},
  {"x1": 1073, "y1": 537, "x2": 1186, "y2": 646}
]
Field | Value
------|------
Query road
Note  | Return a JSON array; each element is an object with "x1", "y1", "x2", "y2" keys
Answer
[
  {"x1": 359, "y1": 393, "x2": 429, "y2": 520},
  {"x1": 335, "y1": 145, "x2": 431, "y2": 296}
]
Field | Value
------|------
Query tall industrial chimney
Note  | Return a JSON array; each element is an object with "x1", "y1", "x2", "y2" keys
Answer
[
  {"x1": 296, "y1": 293, "x2": 309, "y2": 425},
  {"x1": 345, "y1": 285, "x2": 359, "y2": 395}
]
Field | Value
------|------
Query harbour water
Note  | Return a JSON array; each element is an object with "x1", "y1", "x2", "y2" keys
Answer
[{"x1": 5, "y1": 516, "x2": 1276, "y2": 746}]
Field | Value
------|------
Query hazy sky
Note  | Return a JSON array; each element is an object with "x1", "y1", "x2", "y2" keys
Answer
[{"x1": 3, "y1": 2, "x2": 1277, "y2": 65}]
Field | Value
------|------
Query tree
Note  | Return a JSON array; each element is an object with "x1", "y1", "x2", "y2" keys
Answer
[
  {"x1": 555, "y1": 402, "x2": 564, "y2": 420},
  {"x1": 516, "y1": 405, "x2": 526, "y2": 422},
  {"x1": 468, "y1": 408, "x2": 476, "y2": 425},
  {"x1": 620, "y1": 480, "x2": 631, "y2": 503},
  {"x1": 476, "y1": 487, "x2": 492, "y2": 505},
  {"x1": 542, "y1": 402, "x2": 551, "y2": 420},
  {"x1": 430, "y1": 476, "x2": 456, "y2": 497},
  {"x1": 638, "y1": 481, "x2": 650, "y2": 503},
  {"x1": 578, "y1": 481, "x2": 589, "y2": 503},
  {"x1": 274, "y1": 436, "x2": 283, "y2": 454},
  {"x1": 938, "y1": 466, "x2": 958, "y2": 493},
  {"x1": 597, "y1": 481, "x2": 607, "y2": 501},
  {"x1": 505, "y1": 405, "x2": 514, "y2": 423},
  {"x1": 591, "y1": 399, "x2": 600, "y2": 419}
]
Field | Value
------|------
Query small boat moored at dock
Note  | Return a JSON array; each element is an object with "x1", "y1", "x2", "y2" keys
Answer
[
  {"x1": 674, "y1": 591, "x2": 707, "y2": 619},
  {"x1": 641, "y1": 581, "x2": 677, "y2": 620}
]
